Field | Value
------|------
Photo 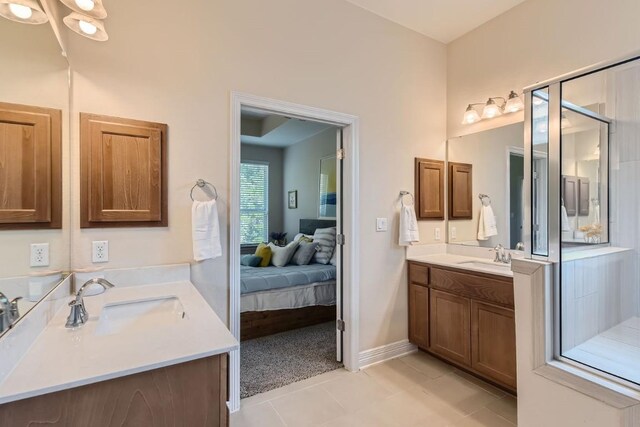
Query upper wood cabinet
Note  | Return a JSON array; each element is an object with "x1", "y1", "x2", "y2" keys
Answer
[
  {"x1": 414, "y1": 158, "x2": 444, "y2": 220},
  {"x1": 0, "y1": 102, "x2": 62, "y2": 230},
  {"x1": 562, "y1": 175, "x2": 577, "y2": 216},
  {"x1": 80, "y1": 113, "x2": 168, "y2": 228},
  {"x1": 449, "y1": 162, "x2": 472, "y2": 219},
  {"x1": 578, "y1": 177, "x2": 590, "y2": 216}
]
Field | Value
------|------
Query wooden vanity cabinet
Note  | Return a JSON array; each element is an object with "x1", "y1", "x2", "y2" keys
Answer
[
  {"x1": 0, "y1": 354, "x2": 229, "y2": 427},
  {"x1": 407, "y1": 261, "x2": 516, "y2": 392}
]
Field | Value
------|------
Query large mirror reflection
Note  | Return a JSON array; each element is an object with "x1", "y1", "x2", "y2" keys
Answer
[
  {"x1": 0, "y1": 12, "x2": 70, "y2": 335},
  {"x1": 447, "y1": 123, "x2": 525, "y2": 250}
]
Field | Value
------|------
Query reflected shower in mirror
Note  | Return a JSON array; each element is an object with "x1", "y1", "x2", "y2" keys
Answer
[
  {"x1": 447, "y1": 122, "x2": 525, "y2": 250},
  {"x1": 0, "y1": 12, "x2": 70, "y2": 335}
]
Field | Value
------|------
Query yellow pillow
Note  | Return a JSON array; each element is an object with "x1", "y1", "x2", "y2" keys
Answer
[{"x1": 255, "y1": 243, "x2": 272, "y2": 267}]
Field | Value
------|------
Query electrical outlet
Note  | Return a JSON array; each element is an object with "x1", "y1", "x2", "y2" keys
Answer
[
  {"x1": 451, "y1": 227, "x2": 457, "y2": 240},
  {"x1": 30, "y1": 243, "x2": 49, "y2": 267},
  {"x1": 434, "y1": 228, "x2": 441, "y2": 241},
  {"x1": 92, "y1": 241, "x2": 109, "y2": 263},
  {"x1": 376, "y1": 217, "x2": 388, "y2": 232}
]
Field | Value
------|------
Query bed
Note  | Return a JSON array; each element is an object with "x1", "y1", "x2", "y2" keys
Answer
[{"x1": 240, "y1": 219, "x2": 337, "y2": 340}]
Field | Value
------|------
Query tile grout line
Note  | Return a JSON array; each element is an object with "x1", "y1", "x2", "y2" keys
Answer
[{"x1": 268, "y1": 400, "x2": 289, "y2": 427}]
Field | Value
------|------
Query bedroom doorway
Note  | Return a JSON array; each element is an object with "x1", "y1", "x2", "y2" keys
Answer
[{"x1": 229, "y1": 92, "x2": 360, "y2": 412}]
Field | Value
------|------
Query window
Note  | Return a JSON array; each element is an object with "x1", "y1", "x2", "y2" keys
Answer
[{"x1": 240, "y1": 162, "x2": 269, "y2": 245}]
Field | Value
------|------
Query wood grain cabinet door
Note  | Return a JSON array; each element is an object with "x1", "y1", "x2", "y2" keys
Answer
[
  {"x1": 578, "y1": 177, "x2": 590, "y2": 216},
  {"x1": 449, "y1": 162, "x2": 473, "y2": 219},
  {"x1": 0, "y1": 102, "x2": 61, "y2": 229},
  {"x1": 471, "y1": 300, "x2": 517, "y2": 389},
  {"x1": 81, "y1": 113, "x2": 168, "y2": 228},
  {"x1": 429, "y1": 289, "x2": 471, "y2": 365},
  {"x1": 562, "y1": 176, "x2": 577, "y2": 216},
  {"x1": 414, "y1": 158, "x2": 444, "y2": 220},
  {"x1": 409, "y1": 283, "x2": 429, "y2": 349}
]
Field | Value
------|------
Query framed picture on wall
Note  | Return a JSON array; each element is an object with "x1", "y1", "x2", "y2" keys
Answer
[
  {"x1": 318, "y1": 155, "x2": 337, "y2": 219},
  {"x1": 288, "y1": 190, "x2": 298, "y2": 209}
]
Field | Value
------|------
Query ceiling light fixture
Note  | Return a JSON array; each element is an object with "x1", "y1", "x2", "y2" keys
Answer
[
  {"x1": 59, "y1": 0, "x2": 106, "y2": 19},
  {"x1": 462, "y1": 90, "x2": 523, "y2": 125},
  {"x1": 63, "y1": 12, "x2": 108, "y2": 41},
  {"x1": 0, "y1": 0, "x2": 48, "y2": 24}
]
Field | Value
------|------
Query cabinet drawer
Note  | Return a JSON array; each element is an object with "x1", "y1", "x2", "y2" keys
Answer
[
  {"x1": 409, "y1": 263, "x2": 429, "y2": 286},
  {"x1": 430, "y1": 267, "x2": 514, "y2": 308}
]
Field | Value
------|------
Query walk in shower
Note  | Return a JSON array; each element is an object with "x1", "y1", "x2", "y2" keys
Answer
[{"x1": 525, "y1": 55, "x2": 640, "y2": 387}]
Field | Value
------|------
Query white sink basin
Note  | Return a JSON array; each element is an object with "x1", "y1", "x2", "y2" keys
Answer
[
  {"x1": 95, "y1": 296, "x2": 186, "y2": 336},
  {"x1": 457, "y1": 261, "x2": 511, "y2": 271}
]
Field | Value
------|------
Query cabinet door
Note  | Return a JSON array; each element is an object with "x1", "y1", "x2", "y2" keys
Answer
[
  {"x1": 449, "y1": 162, "x2": 473, "y2": 219},
  {"x1": 409, "y1": 283, "x2": 429, "y2": 349},
  {"x1": 414, "y1": 158, "x2": 445, "y2": 220},
  {"x1": 471, "y1": 301, "x2": 517, "y2": 389},
  {"x1": 429, "y1": 289, "x2": 471, "y2": 365}
]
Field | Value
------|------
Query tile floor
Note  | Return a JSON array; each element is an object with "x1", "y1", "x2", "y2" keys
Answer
[{"x1": 231, "y1": 350, "x2": 517, "y2": 427}]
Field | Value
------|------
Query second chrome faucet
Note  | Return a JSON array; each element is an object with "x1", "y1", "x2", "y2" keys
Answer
[
  {"x1": 65, "y1": 278, "x2": 115, "y2": 328},
  {"x1": 492, "y1": 244, "x2": 511, "y2": 264}
]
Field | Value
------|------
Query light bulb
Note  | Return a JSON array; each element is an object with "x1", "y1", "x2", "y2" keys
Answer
[
  {"x1": 461, "y1": 105, "x2": 481, "y2": 125},
  {"x1": 481, "y1": 99, "x2": 502, "y2": 119},
  {"x1": 79, "y1": 19, "x2": 97, "y2": 35},
  {"x1": 74, "y1": 0, "x2": 95, "y2": 11},
  {"x1": 8, "y1": 3, "x2": 32, "y2": 19}
]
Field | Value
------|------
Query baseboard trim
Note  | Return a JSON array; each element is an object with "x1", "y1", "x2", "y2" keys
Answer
[{"x1": 359, "y1": 339, "x2": 417, "y2": 369}]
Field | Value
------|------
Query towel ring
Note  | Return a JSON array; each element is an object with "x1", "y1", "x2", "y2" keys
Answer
[
  {"x1": 399, "y1": 191, "x2": 414, "y2": 206},
  {"x1": 190, "y1": 179, "x2": 218, "y2": 201},
  {"x1": 478, "y1": 193, "x2": 491, "y2": 206}
]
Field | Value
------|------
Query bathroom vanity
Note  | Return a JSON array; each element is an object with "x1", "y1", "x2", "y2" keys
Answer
[{"x1": 407, "y1": 255, "x2": 516, "y2": 393}]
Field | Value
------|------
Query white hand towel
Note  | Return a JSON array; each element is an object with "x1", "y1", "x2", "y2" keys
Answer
[
  {"x1": 477, "y1": 205, "x2": 498, "y2": 240},
  {"x1": 192, "y1": 199, "x2": 222, "y2": 261},
  {"x1": 399, "y1": 204, "x2": 420, "y2": 246},
  {"x1": 561, "y1": 205, "x2": 571, "y2": 231}
]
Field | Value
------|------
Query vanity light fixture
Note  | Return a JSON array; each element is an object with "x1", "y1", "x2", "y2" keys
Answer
[
  {"x1": 462, "y1": 90, "x2": 524, "y2": 125},
  {"x1": 59, "y1": 0, "x2": 106, "y2": 19},
  {"x1": 0, "y1": 0, "x2": 48, "y2": 24},
  {"x1": 63, "y1": 12, "x2": 108, "y2": 41},
  {"x1": 561, "y1": 114, "x2": 572, "y2": 129}
]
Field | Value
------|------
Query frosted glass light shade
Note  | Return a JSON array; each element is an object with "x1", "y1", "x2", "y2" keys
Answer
[
  {"x1": 0, "y1": 0, "x2": 48, "y2": 24},
  {"x1": 481, "y1": 99, "x2": 502, "y2": 119},
  {"x1": 60, "y1": 0, "x2": 106, "y2": 19},
  {"x1": 462, "y1": 105, "x2": 481, "y2": 125},
  {"x1": 504, "y1": 91, "x2": 524, "y2": 113},
  {"x1": 63, "y1": 12, "x2": 108, "y2": 41}
]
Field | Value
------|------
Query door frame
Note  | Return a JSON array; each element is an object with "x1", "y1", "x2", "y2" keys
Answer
[{"x1": 229, "y1": 92, "x2": 360, "y2": 412}]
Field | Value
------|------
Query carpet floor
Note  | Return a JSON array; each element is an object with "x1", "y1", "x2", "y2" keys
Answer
[{"x1": 240, "y1": 321, "x2": 343, "y2": 399}]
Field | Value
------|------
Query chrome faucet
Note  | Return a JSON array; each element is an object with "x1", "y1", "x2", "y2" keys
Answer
[
  {"x1": 0, "y1": 292, "x2": 23, "y2": 333},
  {"x1": 65, "y1": 278, "x2": 115, "y2": 328},
  {"x1": 515, "y1": 241, "x2": 525, "y2": 251},
  {"x1": 492, "y1": 244, "x2": 511, "y2": 264}
]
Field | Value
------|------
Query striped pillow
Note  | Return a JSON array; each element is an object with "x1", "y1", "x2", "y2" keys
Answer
[{"x1": 312, "y1": 227, "x2": 336, "y2": 265}]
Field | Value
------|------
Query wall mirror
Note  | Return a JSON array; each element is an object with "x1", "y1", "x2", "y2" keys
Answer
[
  {"x1": 0, "y1": 10, "x2": 70, "y2": 337},
  {"x1": 447, "y1": 122, "x2": 525, "y2": 250}
]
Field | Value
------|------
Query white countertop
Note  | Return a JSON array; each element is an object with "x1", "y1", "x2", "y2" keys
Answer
[
  {"x1": 0, "y1": 281, "x2": 238, "y2": 404},
  {"x1": 407, "y1": 253, "x2": 514, "y2": 278}
]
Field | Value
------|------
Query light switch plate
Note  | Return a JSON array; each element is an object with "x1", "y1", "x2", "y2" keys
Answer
[
  {"x1": 451, "y1": 227, "x2": 457, "y2": 240},
  {"x1": 92, "y1": 241, "x2": 109, "y2": 263},
  {"x1": 434, "y1": 228, "x2": 441, "y2": 241},
  {"x1": 376, "y1": 217, "x2": 388, "y2": 232},
  {"x1": 30, "y1": 243, "x2": 49, "y2": 267}
]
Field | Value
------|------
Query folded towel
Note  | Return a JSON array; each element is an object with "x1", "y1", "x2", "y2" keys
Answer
[
  {"x1": 192, "y1": 199, "x2": 222, "y2": 261},
  {"x1": 478, "y1": 205, "x2": 498, "y2": 240},
  {"x1": 561, "y1": 205, "x2": 571, "y2": 231},
  {"x1": 399, "y1": 204, "x2": 420, "y2": 246}
]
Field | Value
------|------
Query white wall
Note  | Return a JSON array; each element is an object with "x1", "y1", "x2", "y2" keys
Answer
[
  {"x1": 240, "y1": 144, "x2": 284, "y2": 236},
  {"x1": 447, "y1": 0, "x2": 640, "y2": 139},
  {"x1": 283, "y1": 128, "x2": 336, "y2": 239},
  {"x1": 67, "y1": 0, "x2": 447, "y2": 348},
  {"x1": 0, "y1": 20, "x2": 69, "y2": 278},
  {"x1": 447, "y1": 123, "x2": 523, "y2": 247}
]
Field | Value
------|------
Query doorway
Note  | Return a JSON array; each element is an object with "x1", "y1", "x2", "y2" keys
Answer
[{"x1": 229, "y1": 92, "x2": 360, "y2": 412}]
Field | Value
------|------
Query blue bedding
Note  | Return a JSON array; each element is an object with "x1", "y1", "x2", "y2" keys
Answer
[{"x1": 241, "y1": 264, "x2": 336, "y2": 294}]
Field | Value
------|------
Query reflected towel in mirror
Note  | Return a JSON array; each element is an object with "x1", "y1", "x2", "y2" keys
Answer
[{"x1": 477, "y1": 205, "x2": 498, "y2": 240}]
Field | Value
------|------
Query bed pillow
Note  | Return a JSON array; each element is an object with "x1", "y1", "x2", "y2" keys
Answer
[
  {"x1": 268, "y1": 241, "x2": 299, "y2": 267},
  {"x1": 241, "y1": 255, "x2": 262, "y2": 267},
  {"x1": 312, "y1": 227, "x2": 336, "y2": 265},
  {"x1": 329, "y1": 247, "x2": 338, "y2": 266},
  {"x1": 293, "y1": 233, "x2": 314, "y2": 243},
  {"x1": 254, "y1": 243, "x2": 272, "y2": 267},
  {"x1": 290, "y1": 241, "x2": 320, "y2": 266}
]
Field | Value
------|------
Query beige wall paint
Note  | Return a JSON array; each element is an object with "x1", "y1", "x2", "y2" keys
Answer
[
  {"x1": 240, "y1": 144, "x2": 285, "y2": 237},
  {"x1": 67, "y1": 0, "x2": 447, "y2": 349},
  {"x1": 0, "y1": 20, "x2": 69, "y2": 278},
  {"x1": 447, "y1": 0, "x2": 640, "y2": 138},
  {"x1": 283, "y1": 128, "x2": 336, "y2": 239}
]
